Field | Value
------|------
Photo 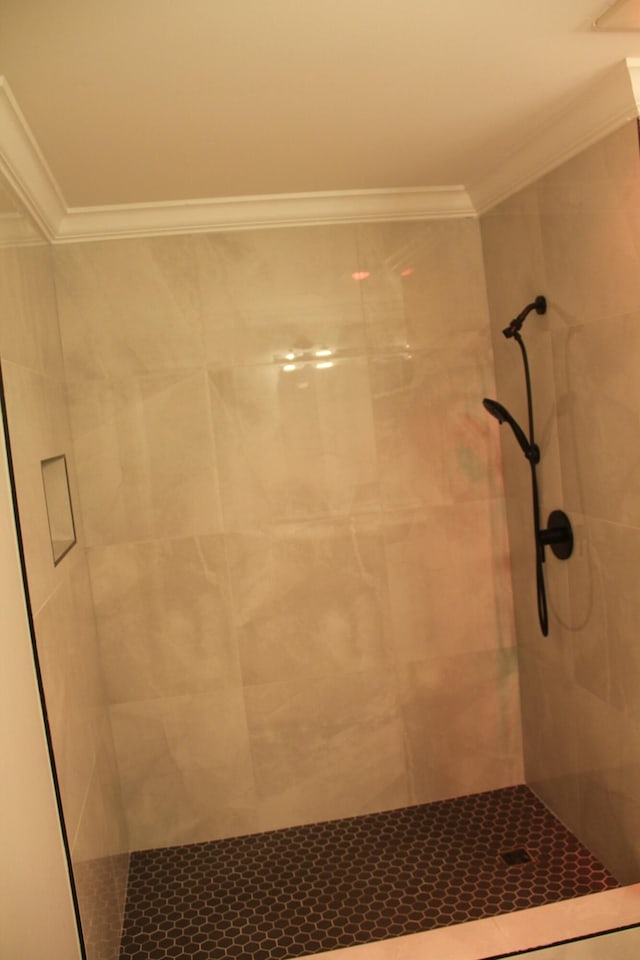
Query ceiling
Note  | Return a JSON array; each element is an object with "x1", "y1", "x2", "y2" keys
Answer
[{"x1": 1, "y1": 0, "x2": 640, "y2": 222}]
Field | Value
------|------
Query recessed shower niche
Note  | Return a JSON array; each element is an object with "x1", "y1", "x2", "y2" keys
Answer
[{"x1": 41, "y1": 454, "x2": 76, "y2": 564}]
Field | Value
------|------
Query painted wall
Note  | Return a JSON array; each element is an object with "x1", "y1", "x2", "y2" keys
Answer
[
  {"x1": 54, "y1": 219, "x2": 522, "y2": 851},
  {"x1": 481, "y1": 120, "x2": 640, "y2": 884},
  {"x1": 0, "y1": 215, "x2": 129, "y2": 958}
]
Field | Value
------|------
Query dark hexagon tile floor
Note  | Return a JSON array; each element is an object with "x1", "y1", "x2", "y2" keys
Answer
[{"x1": 118, "y1": 785, "x2": 620, "y2": 960}]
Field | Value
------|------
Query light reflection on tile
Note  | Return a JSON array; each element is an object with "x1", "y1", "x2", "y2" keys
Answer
[
  {"x1": 355, "y1": 220, "x2": 490, "y2": 353},
  {"x1": 194, "y1": 226, "x2": 365, "y2": 367},
  {"x1": 209, "y1": 357, "x2": 379, "y2": 528}
]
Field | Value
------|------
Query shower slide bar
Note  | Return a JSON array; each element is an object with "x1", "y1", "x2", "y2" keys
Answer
[{"x1": 483, "y1": 295, "x2": 572, "y2": 636}]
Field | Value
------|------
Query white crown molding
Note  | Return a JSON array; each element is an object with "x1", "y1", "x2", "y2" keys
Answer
[
  {"x1": 0, "y1": 78, "x2": 66, "y2": 241},
  {"x1": 470, "y1": 58, "x2": 640, "y2": 215},
  {"x1": 54, "y1": 186, "x2": 475, "y2": 243},
  {"x1": 0, "y1": 76, "x2": 475, "y2": 240},
  {"x1": 3, "y1": 63, "x2": 640, "y2": 241}
]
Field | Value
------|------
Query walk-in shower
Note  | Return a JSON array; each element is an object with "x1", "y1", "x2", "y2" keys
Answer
[
  {"x1": 3, "y1": 160, "x2": 639, "y2": 960},
  {"x1": 483, "y1": 296, "x2": 573, "y2": 636}
]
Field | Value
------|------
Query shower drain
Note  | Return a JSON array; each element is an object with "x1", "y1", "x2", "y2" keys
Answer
[{"x1": 500, "y1": 847, "x2": 533, "y2": 866}]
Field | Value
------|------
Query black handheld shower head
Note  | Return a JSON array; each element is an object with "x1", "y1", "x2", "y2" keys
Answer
[
  {"x1": 482, "y1": 398, "x2": 540, "y2": 463},
  {"x1": 502, "y1": 295, "x2": 547, "y2": 339}
]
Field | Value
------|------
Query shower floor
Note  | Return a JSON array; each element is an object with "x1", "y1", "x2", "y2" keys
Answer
[{"x1": 118, "y1": 784, "x2": 619, "y2": 960}]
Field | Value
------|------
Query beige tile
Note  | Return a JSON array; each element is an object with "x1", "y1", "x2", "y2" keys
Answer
[
  {"x1": 0, "y1": 240, "x2": 63, "y2": 377},
  {"x1": 563, "y1": 516, "x2": 640, "y2": 720},
  {"x1": 537, "y1": 126, "x2": 640, "y2": 328},
  {"x1": 371, "y1": 333, "x2": 502, "y2": 509},
  {"x1": 72, "y1": 851, "x2": 129, "y2": 960},
  {"x1": 493, "y1": 888, "x2": 640, "y2": 955},
  {"x1": 397, "y1": 648, "x2": 523, "y2": 804},
  {"x1": 355, "y1": 220, "x2": 489, "y2": 354},
  {"x1": 480, "y1": 183, "x2": 546, "y2": 340},
  {"x1": 68, "y1": 370, "x2": 221, "y2": 544},
  {"x1": 110, "y1": 691, "x2": 258, "y2": 850},
  {"x1": 518, "y1": 642, "x2": 582, "y2": 826},
  {"x1": 552, "y1": 317, "x2": 640, "y2": 527},
  {"x1": 568, "y1": 684, "x2": 640, "y2": 883},
  {"x1": 194, "y1": 225, "x2": 365, "y2": 366},
  {"x1": 245, "y1": 669, "x2": 409, "y2": 831},
  {"x1": 314, "y1": 915, "x2": 505, "y2": 960},
  {"x1": 33, "y1": 556, "x2": 107, "y2": 844},
  {"x1": 315, "y1": 888, "x2": 640, "y2": 959},
  {"x1": 71, "y1": 715, "x2": 128, "y2": 862},
  {"x1": 1, "y1": 360, "x2": 81, "y2": 611},
  {"x1": 88, "y1": 536, "x2": 240, "y2": 703},
  {"x1": 520, "y1": 928, "x2": 640, "y2": 960},
  {"x1": 54, "y1": 236, "x2": 204, "y2": 380},
  {"x1": 383, "y1": 502, "x2": 515, "y2": 663},
  {"x1": 210, "y1": 356, "x2": 378, "y2": 529},
  {"x1": 590, "y1": 521, "x2": 640, "y2": 722},
  {"x1": 226, "y1": 519, "x2": 392, "y2": 686}
]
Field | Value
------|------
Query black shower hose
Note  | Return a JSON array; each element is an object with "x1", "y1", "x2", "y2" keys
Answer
[{"x1": 514, "y1": 333, "x2": 549, "y2": 637}]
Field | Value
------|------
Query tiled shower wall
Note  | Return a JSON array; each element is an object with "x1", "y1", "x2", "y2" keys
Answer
[
  {"x1": 481, "y1": 120, "x2": 640, "y2": 883},
  {"x1": 0, "y1": 227, "x2": 128, "y2": 958},
  {"x1": 54, "y1": 219, "x2": 523, "y2": 851}
]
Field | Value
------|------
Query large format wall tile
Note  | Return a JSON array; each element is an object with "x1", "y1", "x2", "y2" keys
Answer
[
  {"x1": 88, "y1": 536, "x2": 239, "y2": 703},
  {"x1": 33, "y1": 557, "x2": 104, "y2": 842},
  {"x1": 397, "y1": 647, "x2": 523, "y2": 804},
  {"x1": 383, "y1": 501, "x2": 514, "y2": 663},
  {"x1": 54, "y1": 237, "x2": 204, "y2": 380},
  {"x1": 481, "y1": 119, "x2": 640, "y2": 883},
  {"x1": 1, "y1": 360, "x2": 80, "y2": 613},
  {"x1": 193, "y1": 225, "x2": 364, "y2": 367},
  {"x1": 244, "y1": 669, "x2": 409, "y2": 831},
  {"x1": 210, "y1": 356, "x2": 378, "y2": 528},
  {"x1": 0, "y1": 241, "x2": 63, "y2": 378},
  {"x1": 552, "y1": 317, "x2": 640, "y2": 528},
  {"x1": 570, "y1": 517, "x2": 640, "y2": 721},
  {"x1": 537, "y1": 125, "x2": 640, "y2": 327},
  {"x1": 226, "y1": 519, "x2": 392, "y2": 687},
  {"x1": 69, "y1": 370, "x2": 221, "y2": 545},
  {"x1": 56, "y1": 219, "x2": 520, "y2": 852},
  {"x1": 371, "y1": 333, "x2": 502, "y2": 509},
  {"x1": 356, "y1": 220, "x2": 490, "y2": 353},
  {"x1": 110, "y1": 691, "x2": 258, "y2": 850}
]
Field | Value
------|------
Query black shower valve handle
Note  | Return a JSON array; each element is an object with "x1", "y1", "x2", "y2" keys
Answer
[{"x1": 537, "y1": 510, "x2": 573, "y2": 561}]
